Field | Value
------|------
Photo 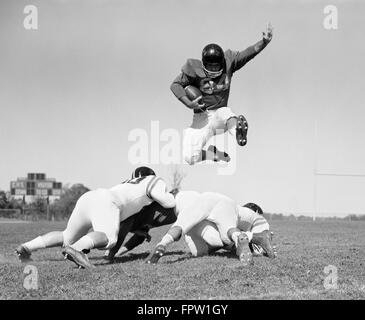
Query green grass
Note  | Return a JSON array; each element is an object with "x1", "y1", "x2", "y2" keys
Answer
[{"x1": 0, "y1": 220, "x2": 364, "y2": 299}]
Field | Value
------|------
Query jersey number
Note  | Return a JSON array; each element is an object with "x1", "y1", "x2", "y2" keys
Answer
[{"x1": 122, "y1": 176, "x2": 147, "y2": 185}]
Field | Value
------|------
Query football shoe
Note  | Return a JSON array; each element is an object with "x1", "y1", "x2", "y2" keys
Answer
[
  {"x1": 236, "y1": 115, "x2": 248, "y2": 146},
  {"x1": 145, "y1": 245, "x2": 165, "y2": 264},
  {"x1": 15, "y1": 245, "x2": 32, "y2": 262},
  {"x1": 62, "y1": 246, "x2": 95, "y2": 269},
  {"x1": 235, "y1": 232, "x2": 253, "y2": 266}
]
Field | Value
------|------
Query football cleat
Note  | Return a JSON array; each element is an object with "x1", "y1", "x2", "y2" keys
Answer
[
  {"x1": 236, "y1": 115, "x2": 248, "y2": 146},
  {"x1": 146, "y1": 245, "x2": 165, "y2": 264},
  {"x1": 62, "y1": 246, "x2": 95, "y2": 269},
  {"x1": 251, "y1": 230, "x2": 276, "y2": 258},
  {"x1": 235, "y1": 232, "x2": 253, "y2": 266},
  {"x1": 15, "y1": 245, "x2": 32, "y2": 262},
  {"x1": 207, "y1": 145, "x2": 231, "y2": 162},
  {"x1": 103, "y1": 249, "x2": 115, "y2": 262}
]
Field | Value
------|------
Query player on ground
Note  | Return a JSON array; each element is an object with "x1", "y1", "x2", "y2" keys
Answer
[
  {"x1": 184, "y1": 203, "x2": 276, "y2": 258},
  {"x1": 171, "y1": 24, "x2": 273, "y2": 164},
  {"x1": 146, "y1": 191, "x2": 257, "y2": 266},
  {"x1": 15, "y1": 167, "x2": 175, "y2": 269},
  {"x1": 104, "y1": 199, "x2": 274, "y2": 261},
  {"x1": 103, "y1": 196, "x2": 177, "y2": 261}
]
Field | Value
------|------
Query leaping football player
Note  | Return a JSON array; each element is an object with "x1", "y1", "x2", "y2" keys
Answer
[
  {"x1": 15, "y1": 167, "x2": 175, "y2": 269},
  {"x1": 146, "y1": 191, "x2": 275, "y2": 266},
  {"x1": 171, "y1": 24, "x2": 273, "y2": 164}
]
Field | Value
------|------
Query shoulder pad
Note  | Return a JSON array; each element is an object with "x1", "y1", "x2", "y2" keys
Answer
[
  {"x1": 224, "y1": 49, "x2": 237, "y2": 71},
  {"x1": 146, "y1": 176, "x2": 164, "y2": 199},
  {"x1": 182, "y1": 59, "x2": 206, "y2": 78}
]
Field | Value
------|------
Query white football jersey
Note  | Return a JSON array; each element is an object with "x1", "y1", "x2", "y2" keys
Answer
[
  {"x1": 108, "y1": 175, "x2": 172, "y2": 221},
  {"x1": 237, "y1": 206, "x2": 267, "y2": 232}
]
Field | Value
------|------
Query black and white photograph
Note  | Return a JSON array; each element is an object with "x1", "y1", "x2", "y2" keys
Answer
[{"x1": 0, "y1": 0, "x2": 364, "y2": 305}]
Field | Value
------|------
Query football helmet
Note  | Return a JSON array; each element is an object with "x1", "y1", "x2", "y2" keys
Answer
[
  {"x1": 132, "y1": 166, "x2": 156, "y2": 179},
  {"x1": 202, "y1": 43, "x2": 225, "y2": 78}
]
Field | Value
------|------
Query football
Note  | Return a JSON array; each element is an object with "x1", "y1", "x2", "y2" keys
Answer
[{"x1": 184, "y1": 85, "x2": 203, "y2": 102}]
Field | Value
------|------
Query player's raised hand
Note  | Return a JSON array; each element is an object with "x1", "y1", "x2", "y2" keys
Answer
[{"x1": 263, "y1": 23, "x2": 273, "y2": 43}]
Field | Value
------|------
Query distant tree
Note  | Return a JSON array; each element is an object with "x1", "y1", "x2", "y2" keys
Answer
[
  {"x1": 0, "y1": 190, "x2": 8, "y2": 209},
  {"x1": 169, "y1": 165, "x2": 186, "y2": 194},
  {"x1": 32, "y1": 197, "x2": 47, "y2": 220},
  {"x1": 50, "y1": 183, "x2": 90, "y2": 220}
]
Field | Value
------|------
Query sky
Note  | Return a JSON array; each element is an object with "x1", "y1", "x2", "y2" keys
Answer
[{"x1": 0, "y1": 0, "x2": 364, "y2": 217}]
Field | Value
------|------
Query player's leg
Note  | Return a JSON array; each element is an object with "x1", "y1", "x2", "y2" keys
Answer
[
  {"x1": 213, "y1": 107, "x2": 248, "y2": 147},
  {"x1": 209, "y1": 198, "x2": 253, "y2": 265},
  {"x1": 104, "y1": 216, "x2": 136, "y2": 261},
  {"x1": 146, "y1": 193, "x2": 208, "y2": 264},
  {"x1": 185, "y1": 221, "x2": 224, "y2": 257},
  {"x1": 16, "y1": 194, "x2": 90, "y2": 262},
  {"x1": 183, "y1": 112, "x2": 221, "y2": 165},
  {"x1": 16, "y1": 231, "x2": 64, "y2": 262},
  {"x1": 63, "y1": 192, "x2": 120, "y2": 269}
]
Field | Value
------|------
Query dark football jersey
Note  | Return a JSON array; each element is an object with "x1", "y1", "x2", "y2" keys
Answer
[
  {"x1": 110, "y1": 201, "x2": 177, "y2": 255},
  {"x1": 171, "y1": 45, "x2": 260, "y2": 111}
]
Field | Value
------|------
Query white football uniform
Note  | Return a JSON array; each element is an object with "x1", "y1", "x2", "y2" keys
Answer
[
  {"x1": 173, "y1": 191, "x2": 239, "y2": 246},
  {"x1": 184, "y1": 205, "x2": 270, "y2": 257},
  {"x1": 183, "y1": 107, "x2": 236, "y2": 165},
  {"x1": 63, "y1": 176, "x2": 175, "y2": 249}
]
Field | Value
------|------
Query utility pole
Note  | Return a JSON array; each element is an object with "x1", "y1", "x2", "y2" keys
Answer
[{"x1": 46, "y1": 196, "x2": 50, "y2": 221}]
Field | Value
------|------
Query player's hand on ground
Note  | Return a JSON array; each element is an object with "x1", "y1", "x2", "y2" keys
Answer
[
  {"x1": 188, "y1": 97, "x2": 205, "y2": 111},
  {"x1": 263, "y1": 23, "x2": 273, "y2": 43}
]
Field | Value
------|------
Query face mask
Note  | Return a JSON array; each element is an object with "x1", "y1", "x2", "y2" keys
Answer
[{"x1": 203, "y1": 66, "x2": 223, "y2": 78}]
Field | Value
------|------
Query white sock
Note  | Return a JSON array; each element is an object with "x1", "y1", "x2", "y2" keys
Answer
[
  {"x1": 157, "y1": 234, "x2": 174, "y2": 247},
  {"x1": 24, "y1": 236, "x2": 46, "y2": 252},
  {"x1": 70, "y1": 235, "x2": 95, "y2": 252}
]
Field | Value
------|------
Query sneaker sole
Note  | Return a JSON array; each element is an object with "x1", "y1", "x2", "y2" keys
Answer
[
  {"x1": 62, "y1": 248, "x2": 94, "y2": 269},
  {"x1": 236, "y1": 115, "x2": 248, "y2": 146},
  {"x1": 236, "y1": 234, "x2": 253, "y2": 266},
  {"x1": 146, "y1": 247, "x2": 165, "y2": 264}
]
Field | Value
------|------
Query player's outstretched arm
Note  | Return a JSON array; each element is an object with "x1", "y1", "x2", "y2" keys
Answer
[
  {"x1": 254, "y1": 23, "x2": 273, "y2": 52},
  {"x1": 231, "y1": 23, "x2": 274, "y2": 72}
]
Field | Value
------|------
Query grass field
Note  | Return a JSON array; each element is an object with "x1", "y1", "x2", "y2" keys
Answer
[{"x1": 0, "y1": 219, "x2": 364, "y2": 300}]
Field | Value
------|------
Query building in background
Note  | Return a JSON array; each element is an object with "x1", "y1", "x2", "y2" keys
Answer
[{"x1": 10, "y1": 173, "x2": 63, "y2": 203}]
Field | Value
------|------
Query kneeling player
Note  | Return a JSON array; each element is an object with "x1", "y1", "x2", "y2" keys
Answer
[
  {"x1": 184, "y1": 203, "x2": 276, "y2": 258},
  {"x1": 146, "y1": 191, "x2": 255, "y2": 266},
  {"x1": 15, "y1": 167, "x2": 175, "y2": 269},
  {"x1": 103, "y1": 198, "x2": 177, "y2": 261}
]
